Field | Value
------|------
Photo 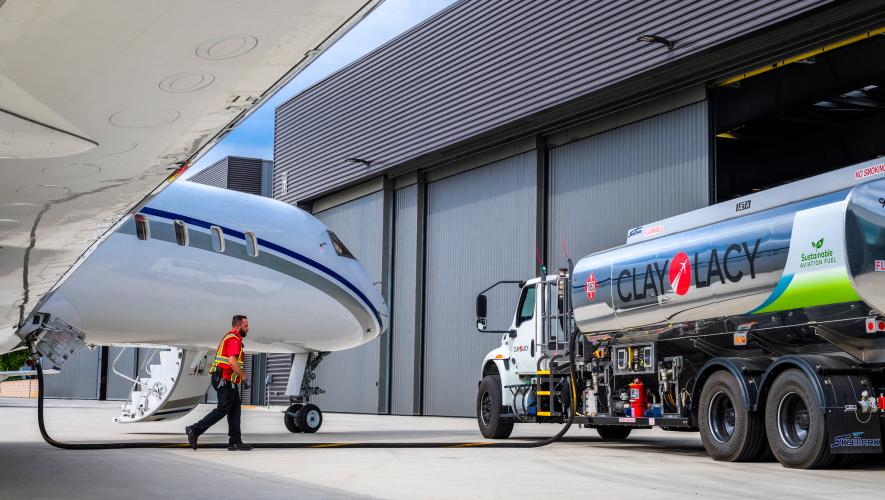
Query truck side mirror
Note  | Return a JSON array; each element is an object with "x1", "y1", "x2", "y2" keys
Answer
[{"x1": 476, "y1": 294, "x2": 488, "y2": 331}]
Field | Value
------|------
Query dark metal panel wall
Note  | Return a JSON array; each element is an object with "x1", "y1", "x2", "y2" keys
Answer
[
  {"x1": 548, "y1": 103, "x2": 710, "y2": 269},
  {"x1": 188, "y1": 157, "x2": 228, "y2": 188},
  {"x1": 274, "y1": 0, "x2": 839, "y2": 203},
  {"x1": 391, "y1": 185, "x2": 417, "y2": 414},
  {"x1": 313, "y1": 191, "x2": 384, "y2": 412},
  {"x1": 423, "y1": 153, "x2": 536, "y2": 416},
  {"x1": 226, "y1": 157, "x2": 264, "y2": 195},
  {"x1": 266, "y1": 353, "x2": 294, "y2": 405},
  {"x1": 105, "y1": 347, "x2": 136, "y2": 400},
  {"x1": 44, "y1": 348, "x2": 101, "y2": 399}
]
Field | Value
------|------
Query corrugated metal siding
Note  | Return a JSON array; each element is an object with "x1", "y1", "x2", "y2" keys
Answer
[
  {"x1": 391, "y1": 185, "x2": 417, "y2": 414},
  {"x1": 313, "y1": 191, "x2": 384, "y2": 413},
  {"x1": 423, "y1": 153, "x2": 535, "y2": 416},
  {"x1": 548, "y1": 103, "x2": 710, "y2": 268},
  {"x1": 241, "y1": 354, "x2": 253, "y2": 403},
  {"x1": 266, "y1": 353, "x2": 293, "y2": 405},
  {"x1": 44, "y1": 348, "x2": 101, "y2": 399},
  {"x1": 227, "y1": 157, "x2": 264, "y2": 196},
  {"x1": 106, "y1": 347, "x2": 136, "y2": 400},
  {"x1": 189, "y1": 157, "x2": 228, "y2": 188},
  {"x1": 274, "y1": 0, "x2": 836, "y2": 203}
]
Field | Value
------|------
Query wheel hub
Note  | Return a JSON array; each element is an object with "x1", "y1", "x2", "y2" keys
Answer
[
  {"x1": 777, "y1": 391, "x2": 810, "y2": 449},
  {"x1": 306, "y1": 410, "x2": 320, "y2": 428},
  {"x1": 480, "y1": 391, "x2": 493, "y2": 426},
  {"x1": 708, "y1": 391, "x2": 737, "y2": 444}
]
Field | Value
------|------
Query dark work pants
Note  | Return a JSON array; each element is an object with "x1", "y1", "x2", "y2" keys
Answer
[{"x1": 190, "y1": 375, "x2": 242, "y2": 444}]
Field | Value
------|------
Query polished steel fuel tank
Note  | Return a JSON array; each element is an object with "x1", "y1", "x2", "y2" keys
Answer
[{"x1": 571, "y1": 158, "x2": 885, "y2": 333}]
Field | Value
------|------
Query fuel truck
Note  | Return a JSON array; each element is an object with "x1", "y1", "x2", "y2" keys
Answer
[{"x1": 475, "y1": 158, "x2": 885, "y2": 468}]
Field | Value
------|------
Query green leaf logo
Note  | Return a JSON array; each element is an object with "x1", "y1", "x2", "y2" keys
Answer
[{"x1": 812, "y1": 238, "x2": 824, "y2": 250}]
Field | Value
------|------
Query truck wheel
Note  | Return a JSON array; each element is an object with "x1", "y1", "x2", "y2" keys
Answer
[
  {"x1": 284, "y1": 403, "x2": 303, "y2": 433},
  {"x1": 698, "y1": 370, "x2": 764, "y2": 461},
  {"x1": 765, "y1": 369, "x2": 833, "y2": 469},
  {"x1": 596, "y1": 426, "x2": 631, "y2": 440},
  {"x1": 477, "y1": 375, "x2": 514, "y2": 439}
]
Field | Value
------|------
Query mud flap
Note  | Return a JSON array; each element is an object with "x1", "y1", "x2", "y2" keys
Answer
[{"x1": 826, "y1": 411, "x2": 883, "y2": 454}]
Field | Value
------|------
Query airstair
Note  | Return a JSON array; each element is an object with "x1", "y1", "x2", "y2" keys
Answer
[{"x1": 114, "y1": 347, "x2": 211, "y2": 423}]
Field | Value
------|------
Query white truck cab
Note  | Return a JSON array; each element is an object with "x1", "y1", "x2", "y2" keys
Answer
[{"x1": 476, "y1": 271, "x2": 572, "y2": 438}]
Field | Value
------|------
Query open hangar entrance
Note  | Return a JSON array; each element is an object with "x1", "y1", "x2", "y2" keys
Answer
[{"x1": 713, "y1": 29, "x2": 885, "y2": 201}]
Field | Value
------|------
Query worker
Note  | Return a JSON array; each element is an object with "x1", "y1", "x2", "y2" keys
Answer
[{"x1": 186, "y1": 314, "x2": 252, "y2": 451}]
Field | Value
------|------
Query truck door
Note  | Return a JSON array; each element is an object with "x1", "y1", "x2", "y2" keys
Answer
[{"x1": 509, "y1": 285, "x2": 538, "y2": 374}]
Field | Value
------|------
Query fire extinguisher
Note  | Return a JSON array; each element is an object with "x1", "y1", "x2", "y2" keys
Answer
[{"x1": 629, "y1": 378, "x2": 647, "y2": 418}]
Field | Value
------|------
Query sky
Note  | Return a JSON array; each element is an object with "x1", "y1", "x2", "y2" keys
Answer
[{"x1": 183, "y1": 0, "x2": 457, "y2": 179}]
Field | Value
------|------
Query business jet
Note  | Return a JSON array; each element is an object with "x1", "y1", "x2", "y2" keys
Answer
[{"x1": 0, "y1": 0, "x2": 385, "y2": 432}]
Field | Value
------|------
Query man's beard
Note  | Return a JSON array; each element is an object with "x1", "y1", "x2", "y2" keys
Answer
[{"x1": 239, "y1": 328, "x2": 248, "y2": 338}]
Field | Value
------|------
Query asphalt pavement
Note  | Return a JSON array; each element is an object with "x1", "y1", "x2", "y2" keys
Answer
[{"x1": 1, "y1": 398, "x2": 883, "y2": 499}]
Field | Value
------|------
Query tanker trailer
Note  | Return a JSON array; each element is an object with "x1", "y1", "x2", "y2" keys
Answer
[{"x1": 475, "y1": 158, "x2": 885, "y2": 469}]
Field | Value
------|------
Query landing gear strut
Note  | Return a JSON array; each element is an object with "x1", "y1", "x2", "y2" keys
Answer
[{"x1": 283, "y1": 352, "x2": 327, "y2": 433}]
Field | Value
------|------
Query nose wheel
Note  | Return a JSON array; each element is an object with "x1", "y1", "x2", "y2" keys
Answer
[{"x1": 283, "y1": 403, "x2": 323, "y2": 433}]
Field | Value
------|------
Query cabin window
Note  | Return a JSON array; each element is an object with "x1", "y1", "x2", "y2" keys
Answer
[
  {"x1": 173, "y1": 220, "x2": 189, "y2": 246},
  {"x1": 245, "y1": 232, "x2": 259, "y2": 257},
  {"x1": 134, "y1": 214, "x2": 150, "y2": 241},
  {"x1": 327, "y1": 231, "x2": 355, "y2": 259},
  {"x1": 210, "y1": 226, "x2": 225, "y2": 253},
  {"x1": 516, "y1": 287, "x2": 536, "y2": 326}
]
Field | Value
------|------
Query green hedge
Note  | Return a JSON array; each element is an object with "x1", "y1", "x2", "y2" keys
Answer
[{"x1": 0, "y1": 350, "x2": 30, "y2": 372}]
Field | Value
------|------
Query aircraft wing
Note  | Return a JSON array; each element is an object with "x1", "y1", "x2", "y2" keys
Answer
[{"x1": 0, "y1": 0, "x2": 380, "y2": 351}]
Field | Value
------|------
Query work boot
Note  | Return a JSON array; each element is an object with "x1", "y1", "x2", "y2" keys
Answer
[
  {"x1": 228, "y1": 442, "x2": 253, "y2": 451},
  {"x1": 185, "y1": 426, "x2": 198, "y2": 450}
]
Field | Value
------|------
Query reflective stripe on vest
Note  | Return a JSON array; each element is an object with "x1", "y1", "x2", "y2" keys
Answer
[{"x1": 209, "y1": 331, "x2": 244, "y2": 383}]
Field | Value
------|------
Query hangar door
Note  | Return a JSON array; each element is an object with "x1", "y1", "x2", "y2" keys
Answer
[
  {"x1": 44, "y1": 347, "x2": 100, "y2": 399},
  {"x1": 390, "y1": 184, "x2": 417, "y2": 415},
  {"x1": 548, "y1": 102, "x2": 710, "y2": 269},
  {"x1": 313, "y1": 192, "x2": 384, "y2": 413},
  {"x1": 423, "y1": 153, "x2": 536, "y2": 417}
]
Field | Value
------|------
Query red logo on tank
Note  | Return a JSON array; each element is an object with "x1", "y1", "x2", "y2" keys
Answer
[
  {"x1": 669, "y1": 252, "x2": 691, "y2": 296},
  {"x1": 585, "y1": 272, "x2": 598, "y2": 301}
]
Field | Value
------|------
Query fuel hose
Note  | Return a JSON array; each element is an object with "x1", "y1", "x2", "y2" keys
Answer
[{"x1": 35, "y1": 356, "x2": 576, "y2": 450}]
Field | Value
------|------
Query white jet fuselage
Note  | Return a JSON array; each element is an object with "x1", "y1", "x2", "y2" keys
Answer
[{"x1": 37, "y1": 181, "x2": 387, "y2": 353}]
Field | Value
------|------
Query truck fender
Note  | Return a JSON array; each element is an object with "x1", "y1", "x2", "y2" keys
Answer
[
  {"x1": 755, "y1": 354, "x2": 864, "y2": 411},
  {"x1": 691, "y1": 356, "x2": 772, "y2": 417},
  {"x1": 480, "y1": 346, "x2": 510, "y2": 380},
  {"x1": 480, "y1": 347, "x2": 517, "y2": 409}
]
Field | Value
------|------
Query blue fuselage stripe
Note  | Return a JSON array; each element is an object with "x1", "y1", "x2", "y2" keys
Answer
[{"x1": 139, "y1": 206, "x2": 381, "y2": 326}]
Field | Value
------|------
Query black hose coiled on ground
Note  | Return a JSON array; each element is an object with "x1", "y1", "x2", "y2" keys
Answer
[{"x1": 35, "y1": 354, "x2": 576, "y2": 450}]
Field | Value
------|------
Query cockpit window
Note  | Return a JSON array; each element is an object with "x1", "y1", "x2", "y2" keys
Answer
[{"x1": 327, "y1": 231, "x2": 355, "y2": 259}]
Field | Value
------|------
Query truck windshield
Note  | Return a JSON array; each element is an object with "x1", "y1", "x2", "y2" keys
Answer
[{"x1": 516, "y1": 287, "x2": 536, "y2": 325}]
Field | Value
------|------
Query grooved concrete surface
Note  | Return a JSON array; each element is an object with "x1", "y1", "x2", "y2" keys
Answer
[{"x1": 1, "y1": 399, "x2": 883, "y2": 499}]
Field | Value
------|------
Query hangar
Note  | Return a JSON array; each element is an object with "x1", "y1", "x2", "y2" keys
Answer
[{"x1": 270, "y1": 0, "x2": 885, "y2": 417}]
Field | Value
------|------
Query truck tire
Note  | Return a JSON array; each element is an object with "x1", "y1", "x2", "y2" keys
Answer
[
  {"x1": 764, "y1": 369, "x2": 833, "y2": 469},
  {"x1": 698, "y1": 370, "x2": 764, "y2": 461},
  {"x1": 596, "y1": 426, "x2": 631, "y2": 440},
  {"x1": 477, "y1": 374, "x2": 514, "y2": 439}
]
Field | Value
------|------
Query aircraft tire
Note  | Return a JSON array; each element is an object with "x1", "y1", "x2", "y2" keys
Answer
[
  {"x1": 284, "y1": 403, "x2": 303, "y2": 433},
  {"x1": 297, "y1": 404, "x2": 323, "y2": 433}
]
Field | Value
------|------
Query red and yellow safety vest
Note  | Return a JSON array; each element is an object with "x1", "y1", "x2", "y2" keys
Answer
[{"x1": 209, "y1": 329, "x2": 244, "y2": 384}]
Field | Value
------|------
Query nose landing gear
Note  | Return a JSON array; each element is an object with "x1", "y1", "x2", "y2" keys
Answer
[
  {"x1": 281, "y1": 352, "x2": 327, "y2": 433},
  {"x1": 284, "y1": 403, "x2": 323, "y2": 433}
]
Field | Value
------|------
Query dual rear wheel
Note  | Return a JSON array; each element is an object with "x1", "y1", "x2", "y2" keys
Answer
[{"x1": 699, "y1": 368, "x2": 844, "y2": 468}]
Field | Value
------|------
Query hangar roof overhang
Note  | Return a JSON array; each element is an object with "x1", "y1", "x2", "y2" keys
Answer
[{"x1": 274, "y1": 0, "x2": 885, "y2": 204}]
